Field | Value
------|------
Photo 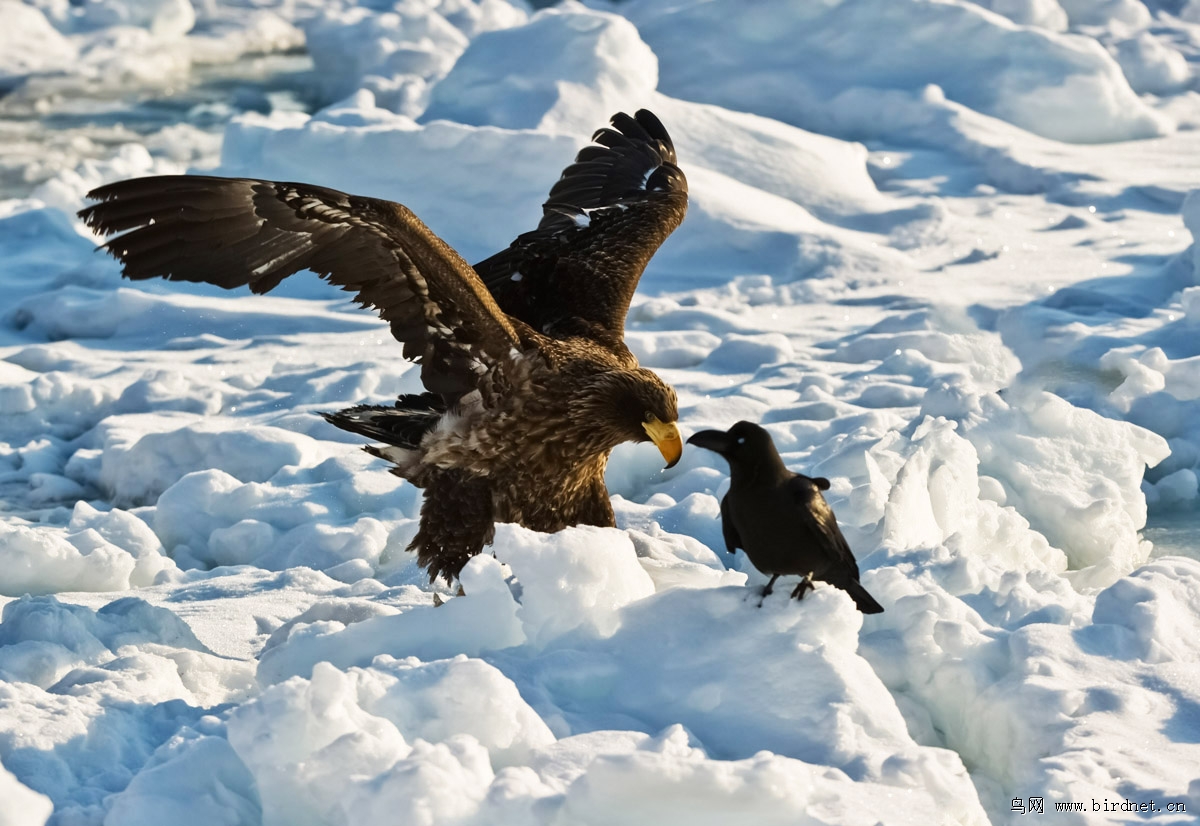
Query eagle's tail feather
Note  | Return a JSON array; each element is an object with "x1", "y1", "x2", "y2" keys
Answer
[{"x1": 322, "y1": 393, "x2": 446, "y2": 449}]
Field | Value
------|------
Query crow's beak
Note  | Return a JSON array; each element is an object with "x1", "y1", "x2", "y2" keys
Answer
[
  {"x1": 686, "y1": 429, "x2": 733, "y2": 455},
  {"x1": 643, "y1": 416, "x2": 683, "y2": 469}
]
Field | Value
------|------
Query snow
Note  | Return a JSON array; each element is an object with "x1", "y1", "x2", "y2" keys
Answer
[
  {"x1": 975, "y1": 0, "x2": 1069, "y2": 31},
  {"x1": 619, "y1": 0, "x2": 1170, "y2": 144},
  {"x1": 1058, "y1": 0, "x2": 1151, "y2": 29},
  {"x1": 3, "y1": 0, "x2": 1200, "y2": 823},
  {"x1": 303, "y1": 0, "x2": 527, "y2": 116},
  {"x1": 0, "y1": 758, "x2": 53, "y2": 826},
  {"x1": 424, "y1": 3, "x2": 656, "y2": 134},
  {"x1": 1113, "y1": 32, "x2": 1192, "y2": 95},
  {"x1": 0, "y1": 2, "x2": 78, "y2": 88},
  {"x1": 75, "y1": 0, "x2": 196, "y2": 38}
]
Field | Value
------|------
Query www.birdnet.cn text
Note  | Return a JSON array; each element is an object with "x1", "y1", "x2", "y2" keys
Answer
[{"x1": 1011, "y1": 797, "x2": 1188, "y2": 815}]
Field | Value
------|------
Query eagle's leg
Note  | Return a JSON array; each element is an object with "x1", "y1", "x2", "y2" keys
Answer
[
  {"x1": 790, "y1": 572, "x2": 815, "y2": 601},
  {"x1": 408, "y1": 468, "x2": 494, "y2": 584},
  {"x1": 757, "y1": 573, "x2": 780, "y2": 607},
  {"x1": 573, "y1": 475, "x2": 617, "y2": 527}
]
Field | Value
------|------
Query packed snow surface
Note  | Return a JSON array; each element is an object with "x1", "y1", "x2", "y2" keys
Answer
[{"x1": 2, "y1": 0, "x2": 1200, "y2": 824}]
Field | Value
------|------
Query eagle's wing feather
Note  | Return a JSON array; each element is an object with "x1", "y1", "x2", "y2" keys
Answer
[
  {"x1": 474, "y1": 110, "x2": 688, "y2": 339},
  {"x1": 79, "y1": 175, "x2": 521, "y2": 397}
]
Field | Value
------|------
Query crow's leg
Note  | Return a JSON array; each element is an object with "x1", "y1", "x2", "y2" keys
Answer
[
  {"x1": 790, "y1": 572, "x2": 815, "y2": 601},
  {"x1": 757, "y1": 574, "x2": 780, "y2": 607}
]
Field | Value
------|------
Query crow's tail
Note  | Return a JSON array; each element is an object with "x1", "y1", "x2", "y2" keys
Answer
[{"x1": 842, "y1": 579, "x2": 884, "y2": 614}]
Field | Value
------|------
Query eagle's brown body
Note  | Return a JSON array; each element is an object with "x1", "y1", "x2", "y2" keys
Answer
[
  {"x1": 78, "y1": 111, "x2": 688, "y2": 582},
  {"x1": 375, "y1": 340, "x2": 675, "y2": 579}
]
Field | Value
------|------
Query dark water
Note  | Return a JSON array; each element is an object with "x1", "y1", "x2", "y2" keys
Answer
[
  {"x1": 0, "y1": 50, "x2": 316, "y2": 200},
  {"x1": 1144, "y1": 509, "x2": 1200, "y2": 562}
]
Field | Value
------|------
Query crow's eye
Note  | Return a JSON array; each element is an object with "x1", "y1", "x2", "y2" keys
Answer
[{"x1": 736, "y1": 437, "x2": 746, "y2": 445}]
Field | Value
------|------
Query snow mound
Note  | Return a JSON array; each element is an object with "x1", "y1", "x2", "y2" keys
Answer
[
  {"x1": 0, "y1": 758, "x2": 52, "y2": 826},
  {"x1": 1059, "y1": 0, "x2": 1151, "y2": 29},
  {"x1": 75, "y1": 0, "x2": 196, "y2": 38},
  {"x1": 958, "y1": 389, "x2": 1168, "y2": 586},
  {"x1": 82, "y1": 413, "x2": 336, "y2": 507},
  {"x1": 0, "y1": 596, "x2": 254, "y2": 816},
  {"x1": 0, "y1": 501, "x2": 175, "y2": 597},
  {"x1": 254, "y1": 524, "x2": 657, "y2": 682},
  {"x1": 646, "y1": 95, "x2": 891, "y2": 225},
  {"x1": 231, "y1": 657, "x2": 976, "y2": 826},
  {"x1": 0, "y1": 2, "x2": 77, "y2": 88},
  {"x1": 975, "y1": 0, "x2": 1068, "y2": 31},
  {"x1": 228, "y1": 660, "x2": 494, "y2": 826},
  {"x1": 151, "y1": 463, "x2": 408, "y2": 573},
  {"x1": 245, "y1": 539, "x2": 987, "y2": 824},
  {"x1": 549, "y1": 728, "x2": 958, "y2": 826},
  {"x1": 997, "y1": 191, "x2": 1200, "y2": 539},
  {"x1": 102, "y1": 733, "x2": 260, "y2": 826},
  {"x1": 304, "y1": 0, "x2": 528, "y2": 115},
  {"x1": 621, "y1": 0, "x2": 1169, "y2": 143},
  {"x1": 492, "y1": 524, "x2": 655, "y2": 647},
  {"x1": 1114, "y1": 33, "x2": 1191, "y2": 95},
  {"x1": 1092, "y1": 557, "x2": 1200, "y2": 661},
  {"x1": 305, "y1": 6, "x2": 462, "y2": 108},
  {"x1": 425, "y1": 3, "x2": 657, "y2": 135},
  {"x1": 241, "y1": 513, "x2": 992, "y2": 815},
  {"x1": 0, "y1": 595, "x2": 206, "y2": 687},
  {"x1": 863, "y1": 553, "x2": 1200, "y2": 820}
]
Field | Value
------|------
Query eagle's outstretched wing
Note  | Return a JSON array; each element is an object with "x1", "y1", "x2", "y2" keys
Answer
[
  {"x1": 473, "y1": 109, "x2": 688, "y2": 341},
  {"x1": 78, "y1": 176, "x2": 521, "y2": 398}
]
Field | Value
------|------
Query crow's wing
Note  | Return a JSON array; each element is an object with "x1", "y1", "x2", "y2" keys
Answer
[
  {"x1": 787, "y1": 476, "x2": 861, "y2": 578},
  {"x1": 719, "y1": 493, "x2": 742, "y2": 554},
  {"x1": 79, "y1": 175, "x2": 522, "y2": 398}
]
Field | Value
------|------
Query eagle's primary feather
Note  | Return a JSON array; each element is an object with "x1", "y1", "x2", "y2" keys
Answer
[{"x1": 78, "y1": 110, "x2": 687, "y2": 583}]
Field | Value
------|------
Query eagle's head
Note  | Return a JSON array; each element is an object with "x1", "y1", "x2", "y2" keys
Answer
[{"x1": 577, "y1": 368, "x2": 682, "y2": 468}]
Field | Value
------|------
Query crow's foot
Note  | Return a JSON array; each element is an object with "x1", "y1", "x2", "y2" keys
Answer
[
  {"x1": 790, "y1": 572, "x2": 815, "y2": 601},
  {"x1": 757, "y1": 574, "x2": 781, "y2": 607}
]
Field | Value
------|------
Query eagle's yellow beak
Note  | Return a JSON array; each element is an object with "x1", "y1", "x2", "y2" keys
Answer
[{"x1": 642, "y1": 416, "x2": 683, "y2": 469}]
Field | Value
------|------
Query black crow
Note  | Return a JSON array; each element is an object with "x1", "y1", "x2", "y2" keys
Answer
[{"x1": 688, "y1": 421, "x2": 884, "y2": 613}]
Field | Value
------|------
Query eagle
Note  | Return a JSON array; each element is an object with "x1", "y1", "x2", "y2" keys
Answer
[{"x1": 78, "y1": 110, "x2": 688, "y2": 583}]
